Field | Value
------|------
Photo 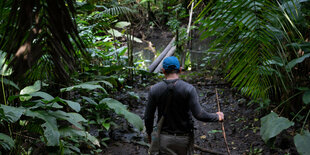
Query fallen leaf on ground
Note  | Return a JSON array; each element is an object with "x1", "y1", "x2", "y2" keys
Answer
[{"x1": 200, "y1": 135, "x2": 206, "y2": 139}]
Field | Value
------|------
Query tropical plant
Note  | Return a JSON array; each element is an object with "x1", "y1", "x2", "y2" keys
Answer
[
  {"x1": 197, "y1": 0, "x2": 310, "y2": 153},
  {"x1": 0, "y1": 0, "x2": 86, "y2": 82}
]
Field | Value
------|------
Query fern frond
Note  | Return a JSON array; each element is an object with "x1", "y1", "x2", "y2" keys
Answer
[{"x1": 102, "y1": 6, "x2": 136, "y2": 16}]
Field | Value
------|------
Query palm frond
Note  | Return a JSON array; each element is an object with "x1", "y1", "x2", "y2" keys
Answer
[
  {"x1": 0, "y1": 0, "x2": 86, "y2": 82},
  {"x1": 197, "y1": 0, "x2": 303, "y2": 99},
  {"x1": 102, "y1": 6, "x2": 136, "y2": 17}
]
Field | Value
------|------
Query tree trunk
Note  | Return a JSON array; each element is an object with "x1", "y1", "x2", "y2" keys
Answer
[
  {"x1": 181, "y1": 0, "x2": 194, "y2": 68},
  {"x1": 154, "y1": 46, "x2": 176, "y2": 73},
  {"x1": 127, "y1": 28, "x2": 134, "y2": 84},
  {"x1": 148, "y1": 37, "x2": 175, "y2": 72}
]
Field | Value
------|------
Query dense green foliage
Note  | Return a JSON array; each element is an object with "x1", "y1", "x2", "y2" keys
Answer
[
  {"x1": 0, "y1": 0, "x2": 150, "y2": 154},
  {"x1": 0, "y1": 0, "x2": 309, "y2": 154},
  {"x1": 197, "y1": 0, "x2": 310, "y2": 153}
]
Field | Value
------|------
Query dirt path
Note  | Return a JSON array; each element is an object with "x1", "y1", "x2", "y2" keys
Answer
[{"x1": 103, "y1": 74, "x2": 269, "y2": 155}]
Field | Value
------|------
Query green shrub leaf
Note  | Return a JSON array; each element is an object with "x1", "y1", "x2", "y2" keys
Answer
[
  {"x1": 85, "y1": 80, "x2": 113, "y2": 88},
  {"x1": 115, "y1": 21, "x2": 131, "y2": 29},
  {"x1": 0, "y1": 133, "x2": 14, "y2": 150},
  {"x1": 1, "y1": 78, "x2": 19, "y2": 90},
  {"x1": 60, "y1": 83, "x2": 105, "y2": 92},
  {"x1": 100, "y1": 98, "x2": 143, "y2": 131},
  {"x1": 25, "y1": 110, "x2": 60, "y2": 146},
  {"x1": 20, "y1": 80, "x2": 42, "y2": 101},
  {"x1": 302, "y1": 90, "x2": 310, "y2": 105},
  {"x1": 107, "y1": 29, "x2": 123, "y2": 37},
  {"x1": 50, "y1": 110, "x2": 86, "y2": 130},
  {"x1": 260, "y1": 112, "x2": 294, "y2": 142},
  {"x1": 294, "y1": 130, "x2": 310, "y2": 155},
  {"x1": 286, "y1": 53, "x2": 310, "y2": 72},
  {"x1": 61, "y1": 99, "x2": 81, "y2": 112},
  {"x1": 0, "y1": 105, "x2": 25, "y2": 123},
  {"x1": 82, "y1": 96, "x2": 98, "y2": 105},
  {"x1": 59, "y1": 127, "x2": 100, "y2": 146},
  {"x1": 30, "y1": 91, "x2": 54, "y2": 101},
  {"x1": 42, "y1": 121, "x2": 60, "y2": 146}
]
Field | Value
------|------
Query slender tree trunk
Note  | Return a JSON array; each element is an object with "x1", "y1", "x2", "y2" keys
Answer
[
  {"x1": 147, "y1": 1, "x2": 154, "y2": 22},
  {"x1": 162, "y1": 0, "x2": 168, "y2": 24},
  {"x1": 181, "y1": 0, "x2": 194, "y2": 68},
  {"x1": 127, "y1": 27, "x2": 134, "y2": 84}
]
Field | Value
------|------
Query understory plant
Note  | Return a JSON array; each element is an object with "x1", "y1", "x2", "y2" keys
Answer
[{"x1": 0, "y1": 0, "x2": 147, "y2": 153}]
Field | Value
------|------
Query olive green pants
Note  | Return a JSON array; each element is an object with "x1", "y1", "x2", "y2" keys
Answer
[{"x1": 159, "y1": 133, "x2": 194, "y2": 155}]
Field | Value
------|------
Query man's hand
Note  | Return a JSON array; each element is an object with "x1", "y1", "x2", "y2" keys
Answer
[
  {"x1": 216, "y1": 112, "x2": 224, "y2": 121},
  {"x1": 148, "y1": 134, "x2": 152, "y2": 144}
]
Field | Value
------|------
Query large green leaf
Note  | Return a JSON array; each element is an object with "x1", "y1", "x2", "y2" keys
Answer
[
  {"x1": 0, "y1": 133, "x2": 14, "y2": 150},
  {"x1": 85, "y1": 80, "x2": 113, "y2": 88},
  {"x1": 82, "y1": 96, "x2": 98, "y2": 105},
  {"x1": 61, "y1": 99, "x2": 81, "y2": 112},
  {"x1": 115, "y1": 21, "x2": 131, "y2": 29},
  {"x1": 20, "y1": 80, "x2": 43, "y2": 101},
  {"x1": 107, "y1": 29, "x2": 123, "y2": 37},
  {"x1": 286, "y1": 53, "x2": 310, "y2": 71},
  {"x1": 59, "y1": 127, "x2": 100, "y2": 147},
  {"x1": 1, "y1": 78, "x2": 19, "y2": 90},
  {"x1": 50, "y1": 110, "x2": 86, "y2": 130},
  {"x1": 302, "y1": 90, "x2": 310, "y2": 104},
  {"x1": 0, "y1": 51, "x2": 12, "y2": 76},
  {"x1": 30, "y1": 91, "x2": 54, "y2": 101},
  {"x1": 294, "y1": 130, "x2": 310, "y2": 155},
  {"x1": 0, "y1": 105, "x2": 25, "y2": 123},
  {"x1": 25, "y1": 110, "x2": 60, "y2": 146},
  {"x1": 60, "y1": 83, "x2": 105, "y2": 92},
  {"x1": 99, "y1": 98, "x2": 143, "y2": 131},
  {"x1": 42, "y1": 121, "x2": 59, "y2": 146},
  {"x1": 260, "y1": 112, "x2": 294, "y2": 142}
]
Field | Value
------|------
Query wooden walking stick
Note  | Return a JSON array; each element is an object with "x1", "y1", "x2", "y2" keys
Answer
[{"x1": 215, "y1": 88, "x2": 231, "y2": 155}]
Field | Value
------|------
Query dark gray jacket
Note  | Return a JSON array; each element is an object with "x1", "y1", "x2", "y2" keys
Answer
[{"x1": 144, "y1": 79, "x2": 219, "y2": 135}]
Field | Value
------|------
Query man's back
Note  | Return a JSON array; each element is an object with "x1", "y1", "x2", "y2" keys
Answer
[{"x1": 145, "y1": 79, "x2": 219, "y2": 135}]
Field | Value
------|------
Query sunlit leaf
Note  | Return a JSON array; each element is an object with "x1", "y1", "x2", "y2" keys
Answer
[
  {"x1": 200, "y1": 135, "x2": 206, "y2": 139},
  {"x1": 107, "y1": 29, "x2": 123, "y2": 37},
  {"x1": 115, "y1": 21, "x2": 131, "y2": 29},
  {"x1": 20, "y1": 80, "x2": 43, "y2": 101},
  {"x1": 60, "y1": 83, "x2": 105, "y2": 92}
]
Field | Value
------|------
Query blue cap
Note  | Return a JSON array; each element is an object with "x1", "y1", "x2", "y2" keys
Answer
[{"x1": 163, "y1": 56, "x2": 180, "y2": 70}]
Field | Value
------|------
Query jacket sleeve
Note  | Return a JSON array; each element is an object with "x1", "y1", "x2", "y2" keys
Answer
[
  {"x1": 144, "y1": 87, "x2": 157, "y2": 135},
  {"x1": 188, "y1": 86, "x2": 219, "y2": 122}
]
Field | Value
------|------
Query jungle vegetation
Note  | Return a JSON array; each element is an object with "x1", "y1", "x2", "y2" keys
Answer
[{"x1": 0, "y1": 0, "x2": 309, "y2": 154}]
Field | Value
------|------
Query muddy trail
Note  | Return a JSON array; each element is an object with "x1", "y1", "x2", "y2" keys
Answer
[{"x1": 101, "y1": 72, "x2": 291, "y2": 155}]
